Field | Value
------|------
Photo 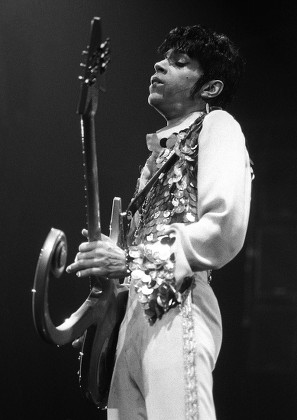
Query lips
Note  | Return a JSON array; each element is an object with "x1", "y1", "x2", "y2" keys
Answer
[{"x1": 150, "y1": 75, "x2": 164, "y2": 84}]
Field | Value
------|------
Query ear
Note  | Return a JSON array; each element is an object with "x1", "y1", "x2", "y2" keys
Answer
[{"x1": 200, "y1": 80, "x2": 224, "y2": 100}]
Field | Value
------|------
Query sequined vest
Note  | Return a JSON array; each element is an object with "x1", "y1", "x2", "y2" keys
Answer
[{"x1": 132, "y1": 114, "x2": 206, "y2": 246}]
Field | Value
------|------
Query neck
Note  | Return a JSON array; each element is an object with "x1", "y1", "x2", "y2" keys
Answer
[
  {"x1": 165, "y1": 111, "x2": 200, "y2": 128},
  {"x1": 163, "y1": 101, "x2": 206, "y2": 127},
  {"x1": 156, "y1": 110, "x2": 204, "y2": 137}
]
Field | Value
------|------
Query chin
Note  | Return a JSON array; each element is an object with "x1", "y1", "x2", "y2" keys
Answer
[{"x1": 148, "y1": 92, "x2": 162, "y2": 108}]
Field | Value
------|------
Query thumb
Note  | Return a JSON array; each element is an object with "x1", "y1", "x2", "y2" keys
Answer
[
  {"x1": 81, "y1": 228, "x2": 88, "y2": 238},
  {"x1": 82, "y1": 229, "x2": 111, "y2": 243}
]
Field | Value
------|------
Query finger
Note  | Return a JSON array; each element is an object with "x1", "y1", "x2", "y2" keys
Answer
[
  {"x1": 66, "y1": 254, "x2": 112, "y2": 273},
  {"x1": 101, "y1": 233, "x2": 113, "y2": 242},
  {"x1": 75, "y1": 250, "x2": 97, "y2": 260},
  {"x1": 66, "y1": 256, "x2": 127, "y2": 278},
  {"x1": 81, "y1": 228, "x2": 88, "y2": 238},
  {"x1": 75, "y1": 267, "x2": 123, "y2": 279},
  {"x1": 75, "y1": 267, "x2": 109, "y2": 278},
  {"x1": 78, "y1": 241, "x2": 102, "y2": 252},
  {"x1": 66, "y1": 263, "x2": 76, "y2": 273},
  {"x1": 66, "y1": 258, "x2": 98, "y2": 273},
  {"x1": 78, "y1": 239, "x2": 114, "y2": 252},
  {"x1": 81, "y1": 229, "x2": 109, "y2": 241},
  {"x1": 81, "y1": 228, "x2": 103, "y2": 238}
]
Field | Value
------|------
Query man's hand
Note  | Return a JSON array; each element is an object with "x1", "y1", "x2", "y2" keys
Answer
[{"x1": 66, "y1": 230, "x2": 127, "y2": 279}]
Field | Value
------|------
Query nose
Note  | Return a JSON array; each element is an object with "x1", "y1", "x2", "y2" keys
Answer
[{"x1": 154, "y1": 59, "x2": 167, "y2": 73}]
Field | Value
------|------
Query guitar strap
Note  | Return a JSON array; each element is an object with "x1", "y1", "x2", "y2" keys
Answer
[
  {"x1": 125, "y1": 112, "x2": 208, "y2": 222},
  {"x1": 125, "y1": 151, "x2": 178, "y2": 221}
]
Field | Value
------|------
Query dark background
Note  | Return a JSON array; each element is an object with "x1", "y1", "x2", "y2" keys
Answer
[{"x1": 1, "y1": 1, "x2": 297, "y2": 419}]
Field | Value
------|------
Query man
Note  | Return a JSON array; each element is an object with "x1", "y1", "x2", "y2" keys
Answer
[{"x1": 66, "y1": 24, "x2": 252, "y2": 420}]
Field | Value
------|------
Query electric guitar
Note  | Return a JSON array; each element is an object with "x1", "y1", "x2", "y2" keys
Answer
[{"x1": 32, "y1": 16, "x2": 128, "y2": 409}]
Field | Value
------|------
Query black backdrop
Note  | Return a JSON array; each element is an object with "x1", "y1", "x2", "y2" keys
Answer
[{"x1": 1, "y1": 1, "x2": 297, "y2": 419}]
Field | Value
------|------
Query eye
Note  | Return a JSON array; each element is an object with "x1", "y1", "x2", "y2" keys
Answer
[
  {"x1": 164, "y1": 50, "x2": 190, "y2": 68},
  {"x1": 167, "y1": 57, "x2": 188, "y2": 68},
  {"x1": 175, "y1": 61, "x2": 187, "y2": 68}
]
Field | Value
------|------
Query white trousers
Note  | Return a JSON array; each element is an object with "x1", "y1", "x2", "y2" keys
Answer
[{"x1": 108, "y1": 278, "x2": 222, "y2": 420}]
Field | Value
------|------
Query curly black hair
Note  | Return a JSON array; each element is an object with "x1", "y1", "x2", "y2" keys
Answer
[{"x1": 158, "y1": 25, "x2": 245, "y2": 108}]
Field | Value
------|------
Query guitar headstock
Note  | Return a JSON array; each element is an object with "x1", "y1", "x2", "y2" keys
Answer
[{"x1": 77, "y1": 17, "x2": 111, "y2": 116}]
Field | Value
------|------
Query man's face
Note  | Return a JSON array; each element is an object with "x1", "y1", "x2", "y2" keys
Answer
[{"x1": 148, "y1": 49, "x2": 204, "y2": 118}]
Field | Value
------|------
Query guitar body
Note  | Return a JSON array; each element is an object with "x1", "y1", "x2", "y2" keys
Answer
[
  {"x1": 78, "y1": 196, "x2": 129, "y2": 408},
  {"x1": 32, "y1": 197, "x2": 128, "y2": 407}
]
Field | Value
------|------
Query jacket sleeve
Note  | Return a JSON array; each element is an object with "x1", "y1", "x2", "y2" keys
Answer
[{"x1": 166, "y1": 110, "x2": 252, "y2": 283}]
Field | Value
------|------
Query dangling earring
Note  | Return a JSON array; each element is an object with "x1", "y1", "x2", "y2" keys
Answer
[{"x1": 205, "y1": 103, "x2": 210, "y2": 114}]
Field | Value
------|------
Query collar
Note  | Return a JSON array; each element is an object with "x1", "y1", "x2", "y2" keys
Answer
[{"x1": 146, "y1": 111, "x2": 204, "y2": 152}]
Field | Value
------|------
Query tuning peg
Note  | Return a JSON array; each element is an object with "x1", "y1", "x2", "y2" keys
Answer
[
  {"x1": 80, "y1": 63, "x2": 86, "y2": 68},
  {"x1": 89, "y1": 76, "x2": 97, "y2": 85},
  {"x1": 78, "y1": 75, "x2": 84, "y2": 80},
  {"x1": 90, "y1": 65, "x2": 98, "y2": 74},
  {"x1": 82, "y1": 76, "x2": 96, "y2": 86}
]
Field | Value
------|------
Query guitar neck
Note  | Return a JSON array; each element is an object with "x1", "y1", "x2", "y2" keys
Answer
[
  {"x1": 80, "y1": 105, "x2": 101, "y2": 242},
  {"x1": 76, "y1": 16, "x2": 110, "y2": 244}
]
